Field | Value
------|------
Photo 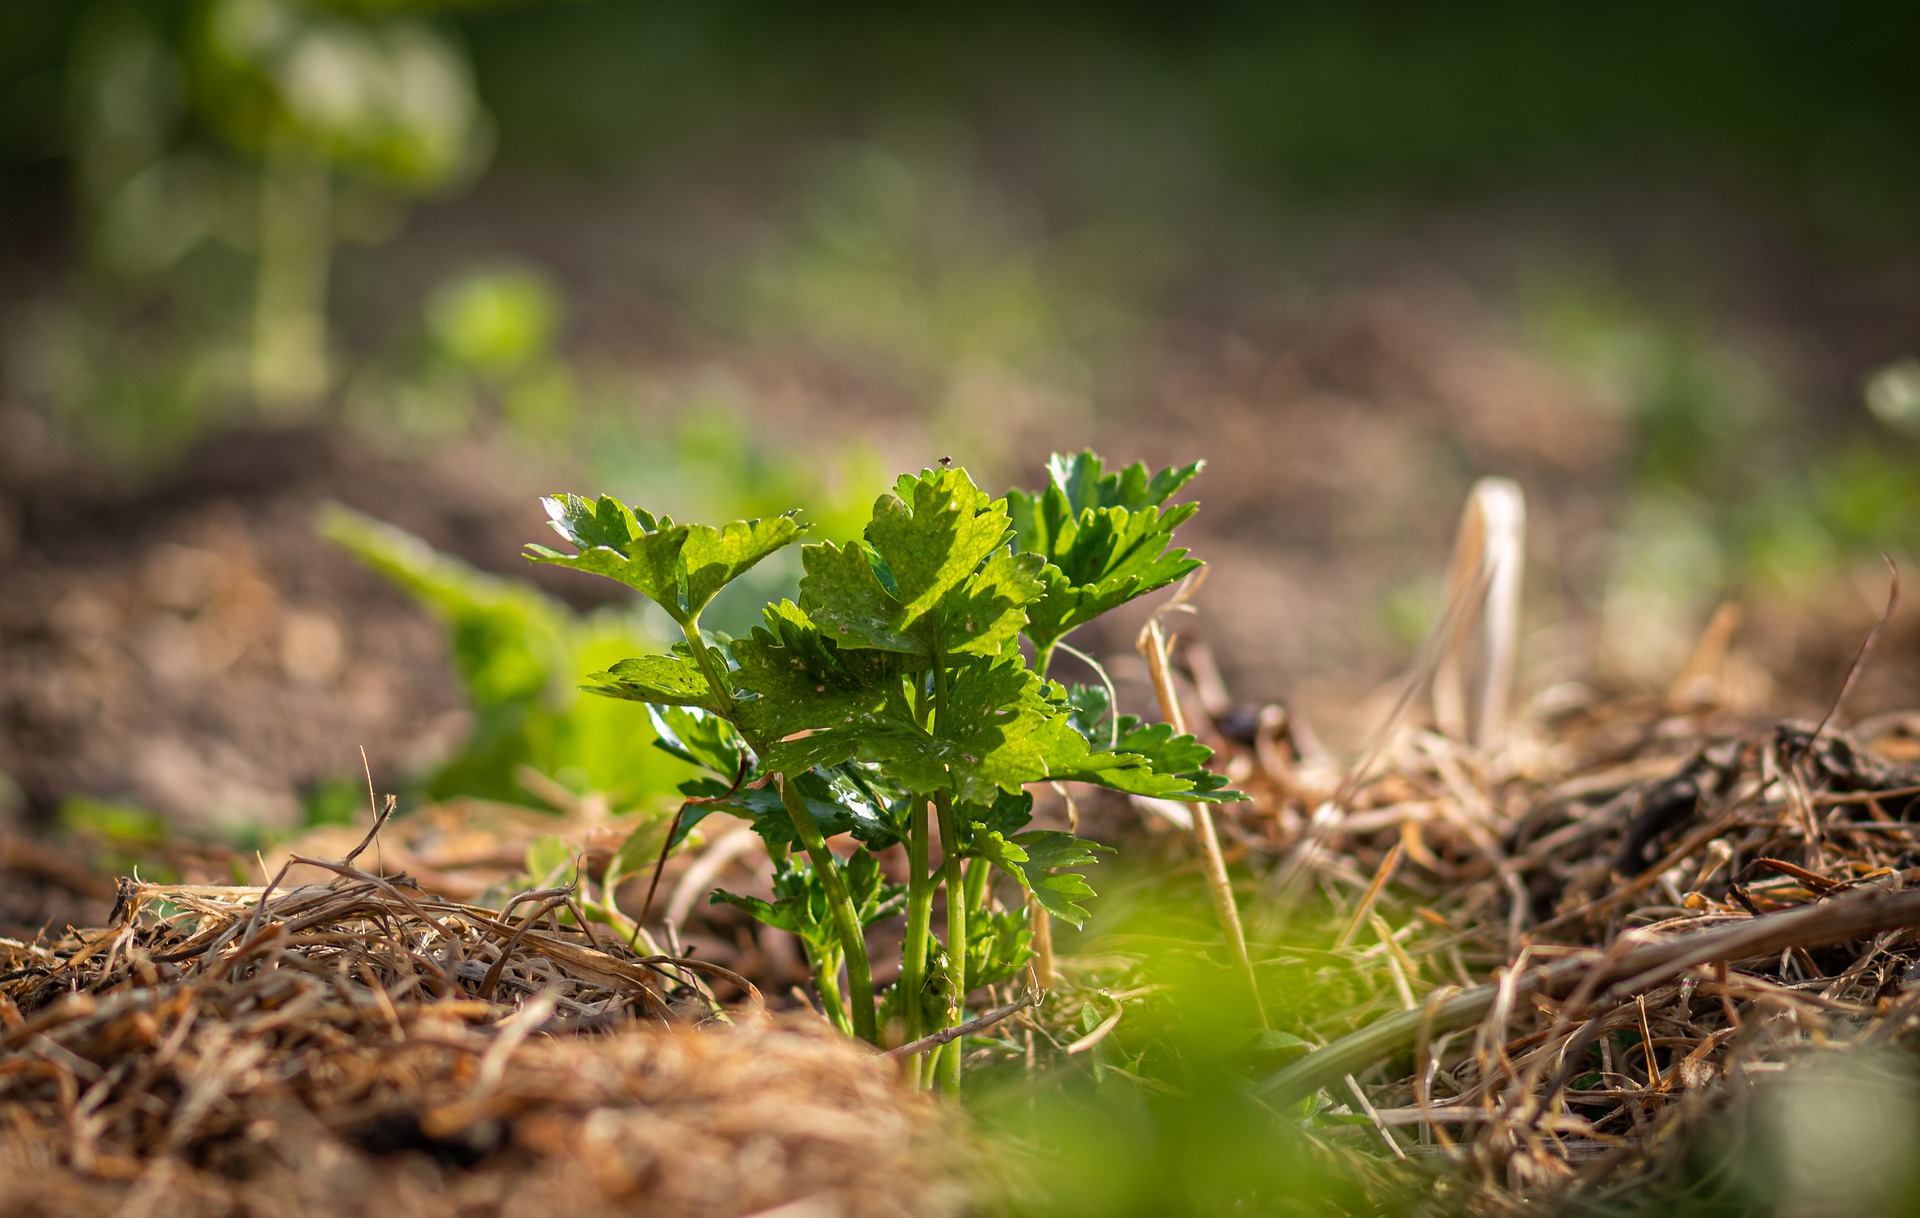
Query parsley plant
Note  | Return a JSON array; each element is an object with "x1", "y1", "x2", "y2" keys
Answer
[{"x1": 527, "y1": 452, "x2": 1239, "y2": 1089}]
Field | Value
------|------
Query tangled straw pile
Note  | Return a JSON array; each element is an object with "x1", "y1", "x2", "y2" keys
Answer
[
  {"x1": 1189, "y1": 484, "x2": 1920, "y2": 1210},
  {"x1": 0, "y1": 859, "x2": 960, "y2": 1218},
  {"x1": 1231, "y1": 694, "x2": 1920, "y2": 1205}
]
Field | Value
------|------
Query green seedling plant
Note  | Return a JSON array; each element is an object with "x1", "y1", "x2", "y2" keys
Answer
[{"x1": 527, "y1": 451, "x2": 1240, "y2": 1090}]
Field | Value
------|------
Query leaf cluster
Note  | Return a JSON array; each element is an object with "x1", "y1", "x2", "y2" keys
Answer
[{"x1": 526, "y1": 451, "x2": 1232, "y2": 1049}]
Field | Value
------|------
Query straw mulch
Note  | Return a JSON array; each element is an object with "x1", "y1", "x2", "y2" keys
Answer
[
  {"x1": 1232, "y1": 679, "x2": 1920, "y2": 1211},
  {"x1": 0, "y1": 855, "x2": 962, "y2": 1218}
]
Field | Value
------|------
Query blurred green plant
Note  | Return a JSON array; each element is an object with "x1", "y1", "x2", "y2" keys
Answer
[
  {"x1": 707, "y1": 142, "x2": 1169, "y2": 451},
  {"x1": 319, "y1": 503, "x2": 694, "y2": 811},
  {"x1": 1522, "y1": 268, "x2": 1920, "y2": 673},
  {"x1": 525, "y1": 450, "x2": 1234, "y2": 1093},
  {"x1": 46, "y1": 0, "x2": 495, "y2": 449},
  {"x1": 969, "y1": 858, "x2": 1427, "y2": 1218},
  {"x1": 199, "y1": 0, "x2": 493, "y2": 406},
  {"x1": 345, "y1": 261, "x2": 577, "y2": 442}
]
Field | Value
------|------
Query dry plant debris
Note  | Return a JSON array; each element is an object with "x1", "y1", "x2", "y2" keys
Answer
[
  {"x1": 0, "y1": 859, "x2": 960, "y2": 1218},
  {"x1": 1230, "y1": 685, "x2": 1920, "y2": 1210}
]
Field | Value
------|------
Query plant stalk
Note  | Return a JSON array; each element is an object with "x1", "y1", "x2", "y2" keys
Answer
[
  {"x1": 935, "y1": 787, "x2": 967, "y2": 1094},
  {"x1": 1032, "y1": 641, "x2": 1057, "y2": 679},
  {"x1": 776, "y1": 773, "x2": 878, "y2": 1044},
  {"x1": 1027, "y1": 641, "x2": 1060, "y2": 994},
  {"x1": 901, "y1": 797, "x2": 935, "y2": 1083},
  {"x1": 963, "y1": 855, "x2": 990, "y2": 914},
  {"x1": 678, "y1": 619, "x2": 738, "y2": 719},
  {"x1": 811, "y1": 949, "x2": 852, "y2": 1037}
]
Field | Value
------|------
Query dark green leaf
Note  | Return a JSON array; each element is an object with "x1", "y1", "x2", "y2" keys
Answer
[
  {"x1": 680, "y1": 515, "x2": 807, "y2": 616},
  {"x1": 527, "y1": 493, "x2": 689, "y2": 614},
  {"x1": 728, "y1": 600, "x2": 908, "y2": 743},
  {"x1": 1112, "y1": 720, "x2": 1215, "y2": 775},
  {"x1": 844, "y1": 849, "x2": 908, "y2": 927},
  {"x1": 675, "y1": 772, "x2": 899, "y2": 850},
  {"x1": 959, "y1": 789, "x2": 1035, "y2": 842},
  {"x1": 1007, "y1": 452, "x2": 1205, "y2": 652},
  {"x1": 710, "y1": 887, "x2": 793, "y2": 933},
  {"x1": 646, "y1": 704, "x2": 745, "y2": 776},
  {"x1": 976, "y1": 828, "x2": 1109, "y2": 927},
  {"x1": 1062, "y1": 682, "x2": 1115, "y2": 744}
]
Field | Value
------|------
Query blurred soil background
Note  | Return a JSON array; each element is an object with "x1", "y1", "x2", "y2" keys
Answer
[{"x1": 5, "y1": 0, "x2": 1920, "y2": 924}]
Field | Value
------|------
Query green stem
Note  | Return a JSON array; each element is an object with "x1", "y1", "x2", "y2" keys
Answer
[
  {"x1": 902, "y1": 797, "x2": 934, "y2": 1076},
  {"x1": 935, "y1": 787, "x2": 967, "y2": 1094},
  {"x1": 811, "y1": 949, "x2": 852, "y2": 1037},
  {"x1": 1033, "y1": 641, "x2": 1056, "y2": 680},
  {"x1": 678, "y1": 618, "x2": 738, "y2": 719},
  {"x1": 677, "y1": 615, "x2": 875, "y2": 1043},
  {"x1": 777, "y1": 774, "x2": 878, "y2": 1044},
  {"x1": 964, "y1": 854, "x2": 991, "y2": 914}
]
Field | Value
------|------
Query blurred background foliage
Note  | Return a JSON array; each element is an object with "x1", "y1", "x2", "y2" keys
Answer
[{"x1": 6, "y1": 0, "x2": 1920, "y2": 818}]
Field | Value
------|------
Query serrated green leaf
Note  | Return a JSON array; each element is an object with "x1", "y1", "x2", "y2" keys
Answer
[
  {"x1": 727, "y1": 600, "x2": 908, "y2": 742},
  {"x1": 527, "y1": 493, "x2": 690, "y2": 612},
  {"x1": 715, "y1": 850, "x2": 903, "y2": 951},
  {"x1": 1067, "y1": 719, "x2": 1248, "y2": 802},
  {"x1": 939, "y1": 547, "x2": 1048, "y2": 657},
  {"x1": 1046, "y1": 747, "x2": 1246, "y2": 802},
  {"x1": 583, "y1": 652, "x2": 716, "y2": 710},
  {"x1": 1014, "y1": 829, "x2": 1108, "y2": 872},
  {"x1": 1050, "y1": 450, "x2": 1203, "y2": 516},
  {"x1": 798, "y1": 466, "x2": 1042, "y2": 658},
  {"x1": 1062, "y1": 682, "x2": 1115, "y2": 745},
  {"x1": 528, "y1": 493, "x2": 803, "y2": 624},
  {"x1": 545, "y1": 492, "x2": 665, "y2": 549},
  {"x1": 756, "y1": 654, "x2": 1241, "y2": 805},
  {"x1": 711, "y1": 887, "x2": 802, "y2": 934},
  {"x1": 791, "y1": 540, "x2": 924, "y2": 653},
  {"x1": 757, "y1": 655, "x2": 1062, "y2": 804},
  {"x1": 976, "y1": 828, "x2": 1109, "y2": 926},
  {"x1": 962, "y1": 789, "x2": 1035, "y2": 841},
  {"x1": 1112, "y1": 720, "x2": 1215, "y2": 775},
  {"x1": 844, "y1": 849, "x2": 908, "y2": 928},
  {"x1": 679, "y1": 515, "x2": 807, "y2": 616},
  {"x1": 1008, "y1": 452, "x2": 1206, "y2": 652},
  {"x1": 968, "y1": 905, "x2": 1034, "y2": 992},
  {"x1": 867, "y1": 467, "x2": 1005, "y2": 611}
]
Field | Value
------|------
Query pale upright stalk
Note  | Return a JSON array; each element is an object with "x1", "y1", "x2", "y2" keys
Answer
[
  {"x1": 1138, "y1": 618, "x2": 1267, "y2": 1027},
  {"x1": 1431, "y1": 477, "x2": 1525, "y2": 747}
]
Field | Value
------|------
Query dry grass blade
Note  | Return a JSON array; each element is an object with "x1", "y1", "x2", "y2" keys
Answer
[
  {"x1": 1265, "y1": 879, "x2": 1920, "y2": 1106},
  {"x1": 1138, "y1": 616, "x2": 1266, "y2": 1027}
]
